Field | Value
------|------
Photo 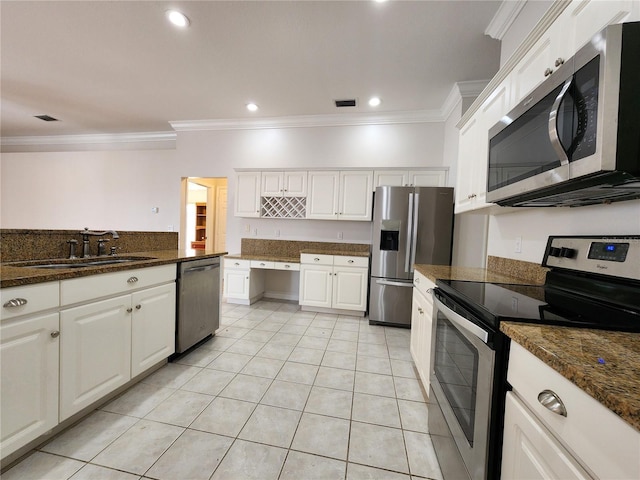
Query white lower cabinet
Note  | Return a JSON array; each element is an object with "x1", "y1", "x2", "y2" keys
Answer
[
  {"x1": 0, "y1": 311, "x2": 60, "y2": 458},
  {"x1": 60, "y1": 296, "x2": 132, "y2": 421},
  {"x1": 299, "y1": 254, "x2": 368, "y2": 313},
  {"x1": 502, "y1": 392, "x2": 592, "y2": 480},
  {"x1": 503, "y1": 341, "x2": 640, "y2": 480},
  {"x1": 223, "y1": 258, "x2": 265, "y2": 305},
  {"x1": 409, "y1": 272, "x2": 435, "y2": 397}
]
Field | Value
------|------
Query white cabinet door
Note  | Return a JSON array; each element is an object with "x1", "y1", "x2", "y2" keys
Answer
[
  {"x1": 307, "y1": 171, "x2": 339, "y2": 220},
  {"x1": 502, "y1": 392, "x2": 592, "y2": 480},
  {"x1": 235, "y1": 172, "x2": 261, "y2": 217},
  {"x1": 0, "y1": 312, "x2": 59, "y2": 457},
  {"x1": 338, "y1": 171, "x2": 373, "y2": 221},
  {"x1": 283, "y1": 171, "x2": 307, "y2": 197},
  {"x1": 455, "y1": 116, "x2": 480, "y2": 213},
  {"x1": 410, "y1": 288, "x2": 433, "y2": 397},
  {"x1": 60, "y1": 296, "x2": 131, "y2": 421},
  {"x1": 332, "y1": 266, "x2": 368, "y2": 311},
  {"x1": 224, "y1": 269, "x2": 250, "y2": 300},
  {"x1": 299, "y1": 264, "x2": 333, "y2": 308},
  {"x1": 261, "y1": 172, "x2": 283, "y2": 196},
  {"x1": 131, "y1": 284, "x2": 176, "y2": 378},
  {"x1": 374, "y1": 170, "x2": 408, "y2": 188},
  {"x1": 409, "y1": 170, "x2": 447, "y2": 187}
]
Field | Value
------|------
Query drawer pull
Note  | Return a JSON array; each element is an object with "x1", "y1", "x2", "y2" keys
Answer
[
  {"x1": 127, "y1": 307, "x2": 133, "y2": 313},
  {"x1": 348, "y1": 259, "x2": 354, "y2": 264},
  {"x1": 314, "y1": 257, "x2": 320, "y2": 262},
  {"x1": 260, "y1": 263, "x2": 265, "y2": 266},
  {"x1": 537, "y1": 390, "x2": 567, "y2": 417},
  {"x1": 234, "y1": 262, "x2": 240, "y2": 266},
  {"x1": 127, "y1": 277, "x2": 139, "y2": 284},
  {"x1": 50, "y1": 330, "x2": 60, "y2": 338},
  {"x1": 418, "y1": 307, "x2": 424, "y2": 315},
  {"x1": 426, "y1": 288, "x2": 432, "y2": 294},
  {"x1": 415, "y1": 277, "x2": 420, "y2": 284},
  {"x1": 284, "y1": 264, "x2": 290, "y2": 268},
  {"x1": 3, "y1": 298, "x2": 28, "y2": 308},
  {"x1": 135, "y1": 304, "x2": 142, "y2": 310}
]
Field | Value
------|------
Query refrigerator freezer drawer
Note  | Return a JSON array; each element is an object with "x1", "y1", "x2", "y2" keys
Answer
[{"x1": 368, "y1": 277, "x2": 414, "y2": 327}]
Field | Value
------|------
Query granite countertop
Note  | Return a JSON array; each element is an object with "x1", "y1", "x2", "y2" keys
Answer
[
  {"x1": 501, "y1": 322, "x2": 640, "y2": 432},
  {"x1": 414, "y1": 264, "x2": 544, "y2": 285},
  {"x1": 300, "y1": 249, "x2": 369, "y2": 257},
  {"x1": 1, "y1": 249, "x2": 227, "y2": 288}
]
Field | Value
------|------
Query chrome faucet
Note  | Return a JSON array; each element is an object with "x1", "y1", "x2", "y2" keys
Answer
[{"x1": 79, "y1": 228, "x2": 120, "y2": 258}]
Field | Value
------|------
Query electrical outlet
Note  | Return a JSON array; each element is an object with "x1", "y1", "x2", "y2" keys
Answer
[
  {"x1": 515, "y1": 236, "x2": 522, "y2": 253},
  {"x1": 337, "y1": 232, "x2": 343, "y2": 240},
  {"x1": 244, "y1": 224, "x2": 250, "y2": 233}
]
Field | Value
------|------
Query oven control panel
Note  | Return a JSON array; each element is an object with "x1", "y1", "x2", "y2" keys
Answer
[{"x1": 542, "y1": 236, "x2": 639, "y2": 280}]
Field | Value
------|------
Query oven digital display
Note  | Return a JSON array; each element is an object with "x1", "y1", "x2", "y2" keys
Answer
[{"x1": 587, "y1": 242, "x2": 629, "y2": 262}]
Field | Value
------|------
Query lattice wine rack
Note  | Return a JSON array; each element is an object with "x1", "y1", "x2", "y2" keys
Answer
[{"x1": 261, "y1": 196, "x2": 306, "y2": 218}]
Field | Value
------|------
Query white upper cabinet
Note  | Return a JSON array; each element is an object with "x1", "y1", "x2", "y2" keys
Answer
[
  {"x1": 261, "y1": 171, "x2": 307, "y2": 197},
  {"x1": 235, "y1": 172, "x2": 261, "y2": 218},
  {"x1": 307, "y1": 171, "x2": 340, "y2": 220},
  {"x1": 374, "y1": 169, "x2": 447, "y2": 189},
  {"x1": 337, "y1": 171, "x2": 373, "y2": 221}
]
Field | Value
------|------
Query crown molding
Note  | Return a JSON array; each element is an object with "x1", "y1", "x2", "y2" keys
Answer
[
  {"x1": 485, "y1": 0, "x2": 527, "y2": 40},
  {"x1": 0, "y1": 131, "x2": 176, "y2": 152},
  {"x1": 169, "y1": 110, "x2": 445, "y2": 132},
  {"x1": 440, "y1": 80, "x2": 491, "y2": 121}
]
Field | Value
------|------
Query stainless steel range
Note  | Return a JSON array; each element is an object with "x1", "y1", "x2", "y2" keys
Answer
[{"x1": 429, "y1": 235, "x2": 640, "y2": 480}]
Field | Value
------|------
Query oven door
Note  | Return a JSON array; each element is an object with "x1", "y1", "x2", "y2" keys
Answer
[{"x1": 429, "y1": 296, "x2": 495, "y2": 480}]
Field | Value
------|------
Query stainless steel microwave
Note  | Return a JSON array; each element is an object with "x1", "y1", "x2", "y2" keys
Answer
[{"x1": 486, "y1": 22, "x2": 640, "y2": 207}]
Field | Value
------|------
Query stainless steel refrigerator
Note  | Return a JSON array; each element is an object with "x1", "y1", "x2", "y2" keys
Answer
[{"x1": 368, "y1": 186, "x2": 454, "y2": 327}]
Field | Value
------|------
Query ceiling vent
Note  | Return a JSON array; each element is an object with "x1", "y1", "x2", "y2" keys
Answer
[
  {"x1": 334, "y1": 99, "x2": 357, "y2": 108},
  {"x1": 34, "y1": 114, "x2": 59, "y2": 122}
]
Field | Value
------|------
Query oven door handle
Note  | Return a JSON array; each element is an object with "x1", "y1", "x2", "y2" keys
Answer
[{"x1": 434, "y1": 296, "x2": 489, "y2": 344}]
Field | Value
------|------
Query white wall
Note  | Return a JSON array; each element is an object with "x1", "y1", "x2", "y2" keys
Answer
[
  {"x1": 0, "y1": 149, "x2": 181, "y2": 231},
  {"x1": 1, "y1": 121, "x2": 448, "y2": 257},
  {"x1": 486, "y1": 0, "x2": 640, "y2": 264}
]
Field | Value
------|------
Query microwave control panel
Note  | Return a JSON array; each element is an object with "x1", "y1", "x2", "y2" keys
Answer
[{"x1": 542, "y1": 236, "x2": 639, "y2": 280}]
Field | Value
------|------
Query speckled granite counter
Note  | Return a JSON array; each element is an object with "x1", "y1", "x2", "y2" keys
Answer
[
  {"x1": 501, "y1": 322, "x2": 640, "y2": 432},
  {"x1": 224, "y1": 253, "x2": 300, "y2": 263},
  {"x1": 1, "y1": 249, "x2": 227, "y2": 288},
  {"x1": 414, "y1": 256, "x2": 548, "y2": 286},
  {"x1": 226, "y1": 239, "x2": 371, "y2": 263}
]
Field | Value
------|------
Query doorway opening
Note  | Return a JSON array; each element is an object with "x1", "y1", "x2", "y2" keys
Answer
[{"x1": 180, "y1": 177, "x2": 228, "y2": 252}]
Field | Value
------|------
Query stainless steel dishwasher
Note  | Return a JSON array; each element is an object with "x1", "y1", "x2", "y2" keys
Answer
[{"x1": 175, "y1": 256, "x2": 220, "y2": 354}]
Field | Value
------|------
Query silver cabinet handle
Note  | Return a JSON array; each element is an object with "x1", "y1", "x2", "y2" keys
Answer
[
  {"x1": 260, "y1": 263, "x2": 265, "y2": 266},
  {"x1": 127, "y1": 277, "x2": 139, "y2": 284},
  {"x1": 417, "y1": 307, "x2": 424, "y2": 315},
  {"x1": 135, "y1": 304, "x2": 142, "y2": 310},
  {"x1": 50, "y1": 331, "x2": 60, "y2": 338},
  {"x1": 127, "y1": 307, "x2": 133, "y2": 313},
  {"x1": 415, "y1": 277, "x2": 420, "y2": 284},
  {"x1": 314, "y1": 257, "x2": 320, "y2": 262},
  {"x1": 347, "y1": 259, "x2": 354, "y2": 264},
  {"x1": 426, "y1": 288, "x2": 432, "y2": 294},
  {"x1": 544, "y1": 67, "x2": 553, "y2": 77},
  {"x1": 284, "y1": 264, "x2": 290, "y2": 268},
  {"x1": 537, "y1": 390, "x2": 567, "y2": 417},
  {"x1": 554, "y1": 57, "x2": 564, "y2": 67},
  {"x1": 234, "y1": 262, "x2": 240, "y2": 266},
  {"x1": 3, "y1": 298, "x2": 28, "y2": 308}
]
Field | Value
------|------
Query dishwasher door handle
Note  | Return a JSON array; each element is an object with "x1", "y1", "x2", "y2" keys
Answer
[{"x1": 184, "y1": 264, "x2": 219, "y2": 274}]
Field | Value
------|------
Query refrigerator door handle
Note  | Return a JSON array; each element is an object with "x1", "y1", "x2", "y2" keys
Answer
[
  {"x1": 405, "y1": 192, "x2": 414, "y2": 273},
  {"x1": 410, "y1": 193, "x2": 419, "y2": 272},
  {"x1": 376, "y1": 279, "x2": 414, "y2": 288}
]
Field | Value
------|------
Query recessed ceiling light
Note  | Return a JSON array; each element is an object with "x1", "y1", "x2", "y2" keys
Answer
[
  {"x1": 166, "y1": 10, "x2": 190, "y2": 28},
  {"x1": 368, "y1": 97, "x2": 382, "y2": 107},
  {"x1": 246, "y1": 103, "x2": 259, "y2": 112}
]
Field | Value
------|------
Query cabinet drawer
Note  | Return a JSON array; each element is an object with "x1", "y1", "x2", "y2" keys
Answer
[
  {"x1": 250, "y1": 260, "x2": 275, "y2": 269},
  {"x1": 274, "y1": 262, "x2": 300, "y2": 271},
  {"x1": 333, "y1": 255, "x2": 368, "y2": 268},
  {"x1": 413, "y1": 271, "x2": 435, "y2": 300},
  {"x1": 1, "y1": 282, "x2": 60, "y2": 321},
  {"x1": 224, "y1": 258, "x2": 250, "y2": 270},
  {"x1": 508, "y1": 341, "x2": 640, "y2": 479},
  {"x1": 300, "y1": 254, "x2": 333, "y2": 266},
  {"x1": 60, "y1": 264, "x2": 176, "y2": 306}
]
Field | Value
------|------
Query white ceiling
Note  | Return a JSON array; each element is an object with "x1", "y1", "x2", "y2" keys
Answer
[{"x1": 1, "y1": 0, "x2": 502, "y2": 138}]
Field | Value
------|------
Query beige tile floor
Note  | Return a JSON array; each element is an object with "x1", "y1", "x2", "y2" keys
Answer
[{"x1": 3, "y1": 300, "x2": 443, "y2": 480}]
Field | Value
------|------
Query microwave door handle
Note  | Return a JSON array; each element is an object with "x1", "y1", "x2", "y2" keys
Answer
[
  {"x1": 548, "y1": 78, "x2": 573, "y2": 166},
  {"x1": 405, "y1": 192, "x2": 414, "y2": 273}
]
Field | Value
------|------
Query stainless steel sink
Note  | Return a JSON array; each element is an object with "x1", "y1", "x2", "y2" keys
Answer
[{"x1": 13, "y1": 257, "x2": 156, "y2": 269}]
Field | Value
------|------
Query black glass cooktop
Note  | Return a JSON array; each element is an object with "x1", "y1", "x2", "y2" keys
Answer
[{"x1": 435, "y1": 279, "x2": 640, "y2": 333}]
